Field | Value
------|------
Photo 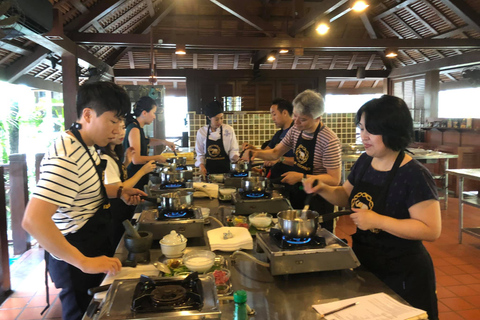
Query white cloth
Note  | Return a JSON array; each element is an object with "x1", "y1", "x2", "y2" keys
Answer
[
  {"x1": 194, "y1": 124, "x2": 239, "y2": 167},
  {"x1": 207, "y1": 227, "x2": 253, "y2": 251},
  {"x1": 100, "y1": 154, "x2": 122, "y2": 184},
  {"x1": 193, "y1": 182, "x2": 219, "y2": 198}
]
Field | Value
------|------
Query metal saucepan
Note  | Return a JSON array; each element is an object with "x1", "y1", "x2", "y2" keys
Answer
[
  {"x1": 161, "y1": 170, "x2": 186, "y2": 182},
  {"x1": 277, "y1": 209, "x2": 352, "y2": 238},
  {"x1": 167, "y1": 157, "x2": 187, "y2": 166},
  {"x1": 230, "y1": 161, "x2": 249, "y2": 173},
  {"x1": 241, "y1": 176, "x2": 267, "y2": 192},
  {"x1": 142, "y1": 190, "x2": 193, "y2": 210}
]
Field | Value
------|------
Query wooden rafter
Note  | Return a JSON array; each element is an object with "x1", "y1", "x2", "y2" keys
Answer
[
  {"x1": 347, "y1": 54, "x2": 357, "y2": 70},
  {"x1": 310, "y1": 55, "x2": 319, "y2": 70},
  {"x1": 292, "y1": 55, "x2": 299, "y2": 70},
  {"x1": 402, "y1": 7, "x2": 437, "y2": 36},
  {"x1": 128, "y1": 51, "x2": 135, "y2": 69},
  {"x1": 0, "y1": 41, "x2": 31, "y2": 56},
  {"x1": 372, "y1": 0, "x2": 417, "y2": 22},
  {"x1": 1, "y1": 47, "x2": 50, "y2": 82},
  {"x1": 64, "y1": 0, "x2": 127, "y2": 33},
  {"x1": 441, "y1": 0, "x2": 480, "y2": 33},
  {"x1": 213, "y1": 54, "x2": 218, "y2": 69},
  {"x1": 193, "y1": 53, "x2": 198, "y2": 69},
  {"x1": 233, "y1": 53, "x2": 239, "y2": 69}
]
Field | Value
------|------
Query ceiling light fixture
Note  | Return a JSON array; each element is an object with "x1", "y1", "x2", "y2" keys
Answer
[
  {"x1": 267, "y1": 51, "x2": 276, "y2": 62},
  {"x1": 279, "y1": 49, "x2": 289, "y2": 54},
  {"x1": 175, "y1": 44, "x2": 186, "y2": 55},
  {"x1": 351, "y1": 0, "x2": 369, "y2": 12},
  {"x1": 315, "y1": 20, "x2": 330, "y2": 35},
  {"x1": 385, "y1": 47, "x2": 398, "y2": 58}
]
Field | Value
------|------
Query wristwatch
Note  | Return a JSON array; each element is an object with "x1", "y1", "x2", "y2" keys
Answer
[
  {"x1": 117, "y1": 186, "x2": 124, "y2": 198},
  {"x1": 279, "y1": 156, "x2": 285, "y2": 163}
]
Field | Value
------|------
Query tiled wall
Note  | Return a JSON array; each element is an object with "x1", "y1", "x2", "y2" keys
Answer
[{"x1": 188, "y1": 112, "x2": 357, "y2": 150}]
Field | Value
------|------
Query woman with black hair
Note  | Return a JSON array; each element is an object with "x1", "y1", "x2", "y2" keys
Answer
[
  {"x1": 98, "y1": 121, "x2": 156, "y2": 249},
  {"x1": 303, "y1": 95, "x2": 440, "y2": 320},
  {"x1": 124, "y1": 96, "x2": 176, "y2": 189},
  {"x1": 195, "y1": 100, "x2": 239, "y2": 175}
]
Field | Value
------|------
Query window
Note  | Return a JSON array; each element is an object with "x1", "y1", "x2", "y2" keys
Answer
[
  {"x1": 438, "y1": 88, "x2": 480, "y2": 118},
  {"x1": 324, "y1": 94, "x2": 382, "y2": 113},
  {"x1": 164, "y1": 96, "x2": 188, "y2": 138}
]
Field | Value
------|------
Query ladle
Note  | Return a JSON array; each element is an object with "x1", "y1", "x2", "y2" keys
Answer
[{"x1": 303, "y1": 179, "x2": 319, "y2": 211}]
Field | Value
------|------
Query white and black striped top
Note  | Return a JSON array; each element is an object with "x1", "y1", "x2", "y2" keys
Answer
[
  {"x1": 33, "y1": 132, "x2": 104, "y2": 235},
  {"x1": 280, "y1": 125, "x2": 342, "y2": 175}
]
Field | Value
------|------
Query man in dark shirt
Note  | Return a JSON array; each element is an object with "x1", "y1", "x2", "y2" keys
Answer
[{"x1": 242, "y1": 98, "x2": 294, "y2": 179}]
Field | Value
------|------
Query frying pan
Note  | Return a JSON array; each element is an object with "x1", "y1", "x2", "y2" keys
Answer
[{"x1": 277, "y1": 209, "x2": 352, "y2": 238}]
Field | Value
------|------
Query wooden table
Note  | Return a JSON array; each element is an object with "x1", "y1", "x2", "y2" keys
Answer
[{"x1": 445, "y1": 168, "x2": 480, "y2": 243}]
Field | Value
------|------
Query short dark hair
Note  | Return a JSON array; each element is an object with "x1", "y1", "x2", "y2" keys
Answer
[
  {"x1": 355, "y1": 95, "x2": 413, "y2": 151},
  {"x1": 76, "y1": 81, "x2": 130, "y2": 119},
  {"x1": 272, "y1": 98, "x2": 293, "y2": 116},
  {"x1": 126, "y1": 96, "x2": 157, "y2": 125}
]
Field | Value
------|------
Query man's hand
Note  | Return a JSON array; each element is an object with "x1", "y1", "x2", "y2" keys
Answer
[
  {"x1": 264, "y1": 160, "x2": 278, "y2": 167},
  {"x1": 280, "y1": 171, "x2": 303, "y2": 185},
  {"x1": 121, "y1": 187, "x2": 147, "y2": 205},
  {"x1": 302, "y1": 176, "x2": 325, "y2": 194},
  {"x1": 241, "y1": 142, "x2": 256, "y2": 151},
  {"x1": 80, "y1": 256, "x2": 122, "y2": 276},
  {"x1": 199, "y1": 164, "x2": 207, "y2": 176}
]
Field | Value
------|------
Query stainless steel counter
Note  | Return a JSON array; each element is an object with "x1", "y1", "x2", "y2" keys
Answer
[{"x1": 85, "y1": 197, "x2": 406, "y2": 320}]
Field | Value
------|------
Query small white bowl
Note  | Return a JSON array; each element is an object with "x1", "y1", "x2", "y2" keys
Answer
[
  {"x1": 183, "y1": 250, "x2": 216, "y2": 273},
  {"x1": 249, "y1": 212, "x2": 273, "y2": 229},
  {"x1": 160, "y1": 241, "x2": 187, "y2": 258}
]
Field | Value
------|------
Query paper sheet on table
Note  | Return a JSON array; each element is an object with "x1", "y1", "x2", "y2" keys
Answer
[{"x1": 312, "y1": 292, "x2": 427, "y2": 320}]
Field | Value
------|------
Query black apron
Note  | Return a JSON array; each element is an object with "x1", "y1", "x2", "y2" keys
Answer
[
  {"x1": 45, "y1": 124, "x2": 114, "y2": 320},
  {"x1": 286, "y1": 123, "x2": 335, "y2": 232},
  {"x1": 269, "y1": 121, "x2": 294, "y2": 180},
  {"x1": 349, "y1": 151, "x2": 438, "y2": 320},
  {"x1": 125, "y1": 119, "x2": 150, "y2": 189},
  {"x1": 205, "y1": 125, "x2": 230, "y2": 174}
]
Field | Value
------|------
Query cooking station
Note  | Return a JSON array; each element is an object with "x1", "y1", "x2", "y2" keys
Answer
[{"x1": 83, "y1": 195, "x2": 409, "y2": 320}]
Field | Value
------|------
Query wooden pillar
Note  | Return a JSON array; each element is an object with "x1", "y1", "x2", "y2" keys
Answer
[
  {"x1": 425, "y1": 70, "x2": 439, "y2": 119},
  {"x1": 383, "y1": 79, "x2": 390, "y2": 95},
  {"x1": 0, "y1": 166, "x2": 11, "y2": 296},
  {"x1": 8, "y1": 154, "x2": 30, "y2": 255},
  {"x1": 62, "y1": 52, "x2": 78, "y2": 129},
  {"x1": 317, "y1": 75, "x2": 326, "y2": 98}
]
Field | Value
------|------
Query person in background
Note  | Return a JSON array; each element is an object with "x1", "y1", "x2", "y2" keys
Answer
[
  {"x1": 97, "y1": 121, "x2": 156, "y2": 250},
  {"x1": 124, "y1": 96, "x2": 176, "y2": 189},
  {"x1": 22, "y1": 82, "x2": 147, "y2": 320},
  {"x1": 243, "y1": 90, "x2": 341, "y2": 232},
  {"x1": 195, "y1": 100, "x2": 239, "y2": 175},
  {"x1": 303, "y1": 95, "x2": 440, "y2": 320},
  {"x1": 242, "y1": 98, "x2": 295, "y2": 180}
]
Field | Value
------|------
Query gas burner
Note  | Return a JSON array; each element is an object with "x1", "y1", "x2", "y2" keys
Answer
[
  {"x1": 270, "y1": 228, "x2": 326, "y2": 250},
  {"x1": 175, "y1": 166, "x2": 189, "y2": 171},
  {"x1": 132, "y1": 274, "x2": 204, "y2": 313},
  {"x1": 157, "y1": 208, "x2": 196, "y2": 221},
  {"x1": 240, "y1": 191, "x2": 272, "y2": 200},
  {"x1": 151, "y1": 285, "x2": 187, "y2": 306},
  {"x1": 231, "y1": 172, "x2": 248, "y2": 178},
  {"x1": 161, "y1": 182, "x2": 186, "y2": 189}
]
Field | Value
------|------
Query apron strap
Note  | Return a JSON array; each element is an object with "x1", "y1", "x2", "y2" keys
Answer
[{"x1": 375, "y1": 151, "x2": 405, "y2": 213}]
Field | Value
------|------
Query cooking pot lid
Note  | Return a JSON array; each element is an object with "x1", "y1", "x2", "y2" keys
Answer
[{"x1": 160, "y1": 230, "x2": 187, "y2": 245}]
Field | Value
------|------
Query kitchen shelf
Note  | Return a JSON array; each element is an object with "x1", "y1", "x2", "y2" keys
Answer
[{"x1": 421, "y1": 127, "x2": 479, "y2": 132}]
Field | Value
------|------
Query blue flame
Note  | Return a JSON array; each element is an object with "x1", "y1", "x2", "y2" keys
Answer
[
  {"x1": 164, "y1": 211, "x2": 188, "y2": 218},
  {"x1": 283, "y1": 237, "x2": 312, "y2": 245},
  {"x1": 232, "y1": 172, "x2": 248, "y2": 177},
  {"x1": 245, "y1": 192, "x2": 265, "y2": 198},
  {"x1": 163, "y1": 183, "x2": 183, "y2": 188}
]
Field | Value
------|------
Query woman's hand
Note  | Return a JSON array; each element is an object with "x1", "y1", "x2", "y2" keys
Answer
[
  {"x1": 140, "y1": 160, "x2": 156, "y2": 175},
  {"x1": 124, "y1": 147, "x2": 135, "y2": 166},
  {"x1": 302, "y1": 176, "x2": 325, "y2": 194},
  {"x1": 164, "y1": 140, "x2": 176, "y2": 153},
  {"x1": 280, "y1": 171, "x2": 303, "y2": 185},
  {"x1": 155, "y1": 155, "x2": 167, "y2": 163},
  {"x1": 350, "y1": 207, "x2": 382, "y2": 230},
  {"x1": 80, "y1": 256, "x2": 122, "y2": 276},
  {"x1": 264, "y1": 160, "x2": 278, "y2": 167},
  {"x1": 199, "y1": 164, "x2": 207, "y2": 176},
  {"x1": 120, "y1": 187, "x2": 147, "y2": 205}
]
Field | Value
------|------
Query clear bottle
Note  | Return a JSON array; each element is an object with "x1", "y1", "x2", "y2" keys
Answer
[{"x1": 233, "y1": 290, "x2": 248, "y2": 320}]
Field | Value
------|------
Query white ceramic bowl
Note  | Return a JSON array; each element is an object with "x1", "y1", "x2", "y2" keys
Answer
[
  {"x1": 183, "y1": 250, "x2": 216, "y2": 273},
  {"x1": 160, "y1": 240, "x2": 187, "y2": 258},
  {"x1": 248, "y1": 212, "x2": 273, "y2": 229}
]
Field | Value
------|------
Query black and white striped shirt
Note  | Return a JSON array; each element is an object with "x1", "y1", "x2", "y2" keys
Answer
[
  {"x1": 33, "y1": 132, "x2": 104, "y2": 235},
  {"x1": 280, "y1": 125, "x2": 342, "y2": 175}
]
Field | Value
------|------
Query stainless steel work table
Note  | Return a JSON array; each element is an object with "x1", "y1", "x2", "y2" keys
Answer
[
  {"x1": 445, "y1": 169, "x2": 480, "y2": 243},
  {"x1": 90, "y1": 197, "x2": 405, "y2": 319},
  {"x1": 342, "y1": 149, "x2": 458, "y2": 209}
]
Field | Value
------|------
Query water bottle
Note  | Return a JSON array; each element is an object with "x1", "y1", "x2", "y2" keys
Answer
[{"x1": 233, "y1": 290, "x2": 248, "y2": 320}]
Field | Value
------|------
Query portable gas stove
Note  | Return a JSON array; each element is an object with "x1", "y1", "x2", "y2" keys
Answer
[
  {"x1": 137, "y1": 206, "x2": 204, "y2": 240},
  {"x1": 85, "y1": 273, "x2": 221, "y2": 320},
  {"x1": 256, "y1": 228, "x2": 360, "y2": 276},
  {"x1": 148, "y1": 181, "x2": 194, "y2": 195},
  {"x1": 232, "y1": 189, "x2": 292, "y2": 215}
]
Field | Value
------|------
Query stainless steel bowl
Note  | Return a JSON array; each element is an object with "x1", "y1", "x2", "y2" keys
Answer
[
  {"x1": 158, "y1": 190, "x2": 193, "y2": 210},
  {"x1": 167, "y1": 157, "x2": 187, "y2": 166},
  {"x1": 161, "y1": 170, "x2": 186, "y2": 182},
  {"x1": 230, "y1": 161, "x2": 249, "y2": 173},
  {"x1": 241, "y1": 176, "x2": 266, "y2": 192},
  {"x1": 277, "y1": 209, "x2": 319, "y2": 238}
]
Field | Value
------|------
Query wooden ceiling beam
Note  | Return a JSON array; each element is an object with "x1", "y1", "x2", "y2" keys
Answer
[
  {"x1": 288, "y1": 0, "x2": 348, "y2": 36},
  {"x1": 441, "y1": 0, "x2": 480, "y2": 33},
  {"x1": 310, "y1": 55, "x2": 318, "y2": 70},
  {"x1": 233, "y1": 53, "x2": 239, "y2": 69},
  {"x1": 193, "y1": 53, "x2": 198, "y2": 69},
  {"x1": 209, "y1": 0, "x2": 279, "y2": 37},
  {"x1": 64, "y1": 0, "x2": 126, "y2": 33},
  {"x1": 105, "y1": 0, "x2": 177, "y2": 66},
  {"x1": 70, "y1": 33, "x2": 480, "y2": 50},
  {"x1": 0, "y1": 41, "x2": 31, "y2": 56},
  {"x1": 372, "y1": 0, "x2": 417, "y2": 22},
  {"x1": 403, "y1": 7, "x2": 438, "y2": 35},
  {"x1": 128, "y1": 51, "x2": 135, "y2": 69},
  {"x1": 431, "y1": 25, "x2": 471, "y2": 39},
  {"x1": 360, "y1": 13, "x2": 392, "y2": 71},
  {"x1": 1, "y1": 47, "x2": 50, "y2": 82},
  {"x1": 389, "y1": 50, "x2": 480, "y2": 77}
]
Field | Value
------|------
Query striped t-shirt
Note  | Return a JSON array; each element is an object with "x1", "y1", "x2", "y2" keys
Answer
[
  {"x1": 33, "y1": 132, "x2": 105, "y2": 235},
  {"x1": 280, "y1": 124, "x2": 342, "y2": 175}
]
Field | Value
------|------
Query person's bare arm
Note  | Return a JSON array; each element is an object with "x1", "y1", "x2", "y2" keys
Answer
[
  {"x1": 128, "y1": 128, "x2": 166, "y2": 164},
  {"x1": 22, "y1": 198, "x2": 121, "y2": 275},
  {"x1": 303, "y1": 177, "x2": 353, "y2": 207},
  {"x1": 246, "y1": 143, "x2": 290, "y2": 161}
]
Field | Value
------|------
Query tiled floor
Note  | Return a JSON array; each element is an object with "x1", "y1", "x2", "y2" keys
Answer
[{"x1": 1, "y1": 197, "x2": 480, "y2": 320}]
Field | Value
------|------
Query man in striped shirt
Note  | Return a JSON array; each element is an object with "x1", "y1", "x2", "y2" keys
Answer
[
  {"x1": 22, "y1": 82, "x2": 146, "y2": 320},
  {"x1": 244, "y1": 90, "x2": 342, "y2": 232}
]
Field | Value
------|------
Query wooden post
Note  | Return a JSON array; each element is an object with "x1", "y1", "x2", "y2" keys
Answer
[
  {"x1": 8, "y1": 154, "x2": 30, "y2": 255},
  {"x1": 0, "y1": 166, "x2": 11, "y2": 295},
  {"x1": 425, "y1": 70, "x2": 439, "y2": 119},
  {"x1": 62, "y1": 52, "x2": 78, "y2": 129}
]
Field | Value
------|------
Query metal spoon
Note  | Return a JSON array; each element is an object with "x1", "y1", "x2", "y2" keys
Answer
[{"x1": 154, "y1": 262, "x2": 171, "y2": 275}]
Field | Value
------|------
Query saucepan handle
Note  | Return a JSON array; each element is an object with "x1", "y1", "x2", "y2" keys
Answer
[
  {"x1": 87, "y1": 284, "x2": 111, "y2": 296},
  {"x1": 318, "y1": 209, "x2": 352, "y2": 223}
]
